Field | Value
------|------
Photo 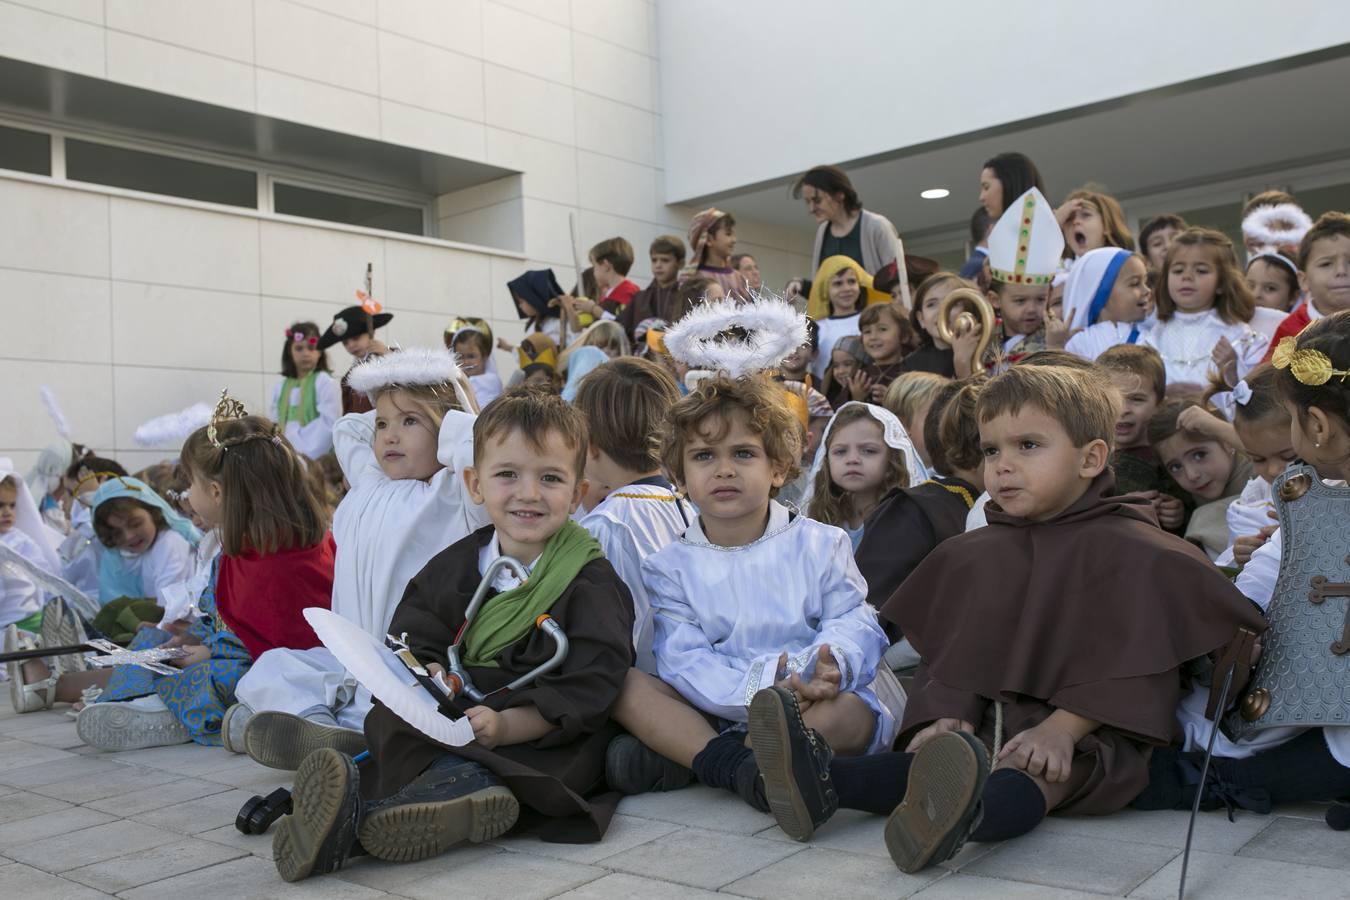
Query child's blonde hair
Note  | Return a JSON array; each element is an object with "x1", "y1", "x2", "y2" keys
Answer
[
  {"x1": 181, "y1": 415, "x2": 329, "y2": 556},
  {"x1": 582, "y1": 320, "x2": 630, "y2": 357},
  {"x1": 807, "y1": 405, "x2": 909, "y2": 527},
  {"x1": 883, "y1": 372, "x2": 947, "y2": 430},
  {"x1": 374, "y1": 383, "x2": 461, "y2": 435}
]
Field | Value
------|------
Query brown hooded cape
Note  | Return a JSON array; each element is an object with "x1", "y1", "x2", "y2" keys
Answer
[
  {"x1": 880, "y1": 473, "x2": 1266, "y2": 813},
  {"x1": 362, "y1": 526, "x2": 635, "y2": 843}
]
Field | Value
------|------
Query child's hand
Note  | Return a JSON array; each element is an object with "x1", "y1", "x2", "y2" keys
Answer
[
  {"x1": 1211, "y1": 337, "x2": 1239, "y2": 386},
  {"x1": 1154, "y1": 494, "x2": 1185, "y2": 531},
  {"x1": 466, "y1": 705, "x2": 504, "y2": 749},
  {"x1": 950, "y1": 328, "x2": 983, "y2": 374},
  {"x1": 170, "y1": 644, "x2": 211, "y2": 669},
  {"x1": 1232, "y1": 524, "x2": 1278, "y2": 566},
  {"x1": 905, "y1": 717, "x2": 974, "y2": 753},
  {"x1": 496, "y1": 337, "x2": 514, "y2": 352},
  {"x1": 1177, "y1": 406, "x2": 1222, "y2": 440},
  {"x1": 1044, "y1": 311, "x2": 1080, "y2": 350},
  {"x1": 784, "y1": 644, "x2": 843, "y2": 703},
  {"x1": 869, "y1": 381, "x2": 889, "y2": 403},
  {"x1": 1055, "y1": 198, "x2": 1088, "y2": 232},
  {"x1": 846, "y1": 370, "x2": 873, "y2": 402},
  {"x1": 998, "y1": 720, "x2": 1076, "y2": 782}
]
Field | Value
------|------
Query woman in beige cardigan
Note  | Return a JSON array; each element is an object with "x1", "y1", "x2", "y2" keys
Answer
[{"x1": 794, "y1": 165, "x2": 906, "y2": 298}]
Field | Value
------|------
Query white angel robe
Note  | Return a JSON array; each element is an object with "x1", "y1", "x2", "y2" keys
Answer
[
  {"x1": 1065, "y1": 320, "x2": 1148, "y2": 361},
  {"x1": 236, "y1": 408, "x2": 490, "y2": 728},
  {"x1": 578, "y1": 479, "x2": 694, "y2": 675},
  {"x1": 645, "y1": 501, "x2": 895, "y2": 753},
  {"x1": 158, "y1": 529, "x2": 221, "y2": 624},
  {"x1": 1214, "y1": 477, "x2": 1275, "y2": 567},
  {"x1": 1, "y1": 529, "x2": 48, "y2": 628},
  {"x1": 270, "y1": 371, "x2": 342, "y2": 460},
  {"x1": 1140, "y1": 309, "x2": 1269, "y2": 387}
]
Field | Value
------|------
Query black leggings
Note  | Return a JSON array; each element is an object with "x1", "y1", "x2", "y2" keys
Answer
[{"x1": 1208, "y1": 730, "x2": 1350, "y2": 805}]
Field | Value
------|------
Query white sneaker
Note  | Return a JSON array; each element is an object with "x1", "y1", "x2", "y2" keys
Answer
[
  {"x1": 221, "y1": 702, "x2": 254, "y2": 754},
  {"x1": 41, "y1": 596, "x2": 89, "y2": 675},
  {"x1": 5, "y1": 625, "x2": 55, "y2": 714},
  {"x1": 76, "y1": 695, "x2": 190, "y2": 751}
]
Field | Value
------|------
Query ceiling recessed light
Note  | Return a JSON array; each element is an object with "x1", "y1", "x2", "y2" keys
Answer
[{"x1": 920, "y1": 188, "x2": 950, "y2": 200}]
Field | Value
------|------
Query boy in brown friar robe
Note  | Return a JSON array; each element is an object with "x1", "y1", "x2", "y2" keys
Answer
[
  {"x1": 743, "y1": 364, "x2": 1266, "y2": 872},
  {"x1": 272, "y1": 388, "x2": 634, "y2": 882}
]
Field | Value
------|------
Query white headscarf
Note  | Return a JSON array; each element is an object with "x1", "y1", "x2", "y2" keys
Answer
[
  {"x1": 806, "y1": 402, "x2": 929, "y2": 492},
  {"x1": 1062, "y1": 247, "x2": 1133, "y2": 331},
  {"x1": 0, "y1": 457, "x2": 63, "y2": 573}
]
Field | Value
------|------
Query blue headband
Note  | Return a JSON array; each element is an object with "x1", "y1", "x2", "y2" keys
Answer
[{"x1": 1085, "y1": 250, "x2": 1131, "y2": 327}]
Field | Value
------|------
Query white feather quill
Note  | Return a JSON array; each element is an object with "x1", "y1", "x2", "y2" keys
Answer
[
  {"x1": 39, "y1": 386, "x2": 71, "y2": 440},
  {"x1": 134, "y1": 402, "x2": 214, "y2": 448}
]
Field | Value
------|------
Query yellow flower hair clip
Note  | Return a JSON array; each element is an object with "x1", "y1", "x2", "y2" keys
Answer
[{"x1": 1271, "y1": 335, "x2": 1350, "y2": 386}]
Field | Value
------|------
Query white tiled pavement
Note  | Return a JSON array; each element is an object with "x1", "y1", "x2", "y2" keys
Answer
[{"x1": 0, "y1": 703, "x2": 1346, "y2": 899}]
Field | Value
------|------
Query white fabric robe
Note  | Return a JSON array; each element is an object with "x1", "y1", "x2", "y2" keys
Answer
[
  {"x1": 644, "y1": 501, "x2": 894, "y2": 752},
  {"x1": 1, "y1": 530, "x2": 47, "y2": 628},
  {"x1": 579, "y1": 482, "x2": 694, "y2": 675},
  {"x1": 1140, "y1": 309, "x2": 1269, "y2": 387}
]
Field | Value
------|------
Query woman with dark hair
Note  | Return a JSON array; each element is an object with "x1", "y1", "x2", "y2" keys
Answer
[
  {"x1": 978, "y1": 152, "x2": 1046, "y2": 219},
  {"x1": 794, "y1": 165, "x2": 905, "y2": 294}
]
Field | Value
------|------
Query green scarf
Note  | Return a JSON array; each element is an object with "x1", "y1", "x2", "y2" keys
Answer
[
  {"x1": 461, "y1": 520, "x2": 603, "y2": 668},
  {"x1": 276, "y1": 371, "x2": 319, "y2": 428}
]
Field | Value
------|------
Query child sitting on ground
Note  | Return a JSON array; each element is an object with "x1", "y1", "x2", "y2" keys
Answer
[
  {"x1": 1096, "y1": 345, "x2": 1189, "y2": 532},
  {"x1": 805, "y1": 403, "x2": 924, "y2": 549},
  {"x1": 604, "y1": 374, "x2": 892, "y2": 812},
  {"x1": 271, "y1": 387, "x2": 635, "y2": 881},
  {"x1": 231, "y1": 350, "x2": 489, "y2": 769},
  {"x1": 1148, "y1": 399, "x2": 1253, "y2": 559},
  {"x1": 90, "y1": 477, "x2": 200, "y2": 617},
  {"x1": 59, "y1": 457, "x2": 127, "y2": 597},
  {"x1": 745, "y1": 364, "x2": 1266, "y2": 863},
  {"x1": 73, "y1": 404, "x2": 335, "y2": 749},
  {"x1": 575, "y1": 357, "x2": 695, "y2": 673}
]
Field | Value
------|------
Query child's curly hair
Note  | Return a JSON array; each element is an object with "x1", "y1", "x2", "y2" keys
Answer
[{"x1": 661, "y1": 375, "x2": 801, "y2": 496}]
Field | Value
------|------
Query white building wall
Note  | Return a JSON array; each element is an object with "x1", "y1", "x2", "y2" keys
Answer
[
  {"x1": 658, "y1": 0, "x2": 1350, "y2": 203},
  {"x1": 0, "y1": 0, "x2": 812, "y2": 469}
]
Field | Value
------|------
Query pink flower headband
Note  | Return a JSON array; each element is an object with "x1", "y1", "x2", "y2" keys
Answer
[{"x1": 287, "y1": 329, "x2": 319, "y2": 347}]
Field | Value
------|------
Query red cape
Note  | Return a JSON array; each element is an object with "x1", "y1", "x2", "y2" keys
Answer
[{"x1": 216, "y1": 533, "x2": 335, "y2": 659}]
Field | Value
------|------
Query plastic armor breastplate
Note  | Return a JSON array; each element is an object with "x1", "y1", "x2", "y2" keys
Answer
[{"x1": 1228, "y1": 465, "x2": 1350, "y2": 738}]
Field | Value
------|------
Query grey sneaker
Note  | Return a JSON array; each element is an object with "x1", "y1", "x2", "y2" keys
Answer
[
  {"x1": 76, "y1": 696, "x2": 191, "y2": 751},
  {"x1": 41, "y1": 596, "x2": 89, "y2": 675},
  {"x1": 244, "y1": 710, "x2": 367, "y2": 771},
  {"x1": 221, "y1": 702, "x2": 254, "y2": 754}
]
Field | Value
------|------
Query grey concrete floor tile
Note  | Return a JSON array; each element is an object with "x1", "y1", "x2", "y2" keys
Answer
[
  {"x1": 392, "y1": 849, "x2": 605, "y2": 900},
  {"x1": 491, "y1": 813, "x2": 682, "y2": 864},
  {"x1": 756, "y1": 808, "x2": 891, "y2": 858},
  {"x1": 550, "y1": 872, "x2": 724, "y2": 899},
  {"x1": 0, "y1": 739, "x2": 77, "y2": 773},
  {"x1": 0, "y1": 806, "x2": 117, "y2": 850},
  {"x1": 721, "y1": 845, "x2": 942, "y2": 899},
  {"x1": 0, "y1": 862, "x2": 113, "y2": 899},
  {"x1": 29, "y1": 764, "x2": 173, "y2": 803},
  {"x1": 6, "y1": 819, "x2": 179, "y2": 873},
  {"x1": 104, "y1": 743, "x2": 234, "y2": 777},
  {"x1": 118, "y1": 856, "x2": 390, "y2": 899},
  {"x1": 602, "y1": 827, "x2": 803, "y2": 890},
  {"x1": 196, "y1": 824, "x2": 275, "y2": 860},
  {"x1": 199, "y1": 758, "x2": 296, "y2": 791},
  {"x1": 1235, "y1": 815, "x2": 1350, "y2": 870},
  {"x1": 0, "y1": 789, "x2": 72, "y2": 824},
  {"x1": 11, "y1": 720, "x2": 85, "y2": 750},
  {"x1": 1273, "y1": 801, "x2": 1332, "y2": 820},
  {"x1": 913, "y1": 874, "x2": 1112, "y2": 898},
  {"x1": 617, "y1": 785, "x2": 776, "y2": 834},
  {"x1": 1035, "y1": 807, "x2": 1275, "y2": 854},
  {"x1": 0, "y1": 755, "x2": 122, "y2": 789},
  {"x1": 84, "y1": 776, "x2": 231, "y2": 817},
  {"x1": 0, "y1": 710, "x2": 76, "y2": 737},
  {"x1": 335, "y1": 845, "x2": 504, "y2": 893},
  {"x1": 60, "y1": 837, "x2": 247, "y2": 893},
  {"x1": 1130, "y1": 849, "x2": 1350, "y2": 899},
  {"x1": 131, "y1": 788, "x2": 259, "y2": 835},
  {"x1": 964, "y1": 829, "x2": 1178, "y2": 895}
]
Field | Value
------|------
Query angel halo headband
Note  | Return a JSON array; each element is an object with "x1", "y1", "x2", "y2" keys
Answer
[
  {"x1": 662, "y1": 291, "x2": 808, "y2": 379},
  {"x1": 1272, "y1": 336, "x2": 1350, "y2": 386},
  {"x1": 345, "y1": 347, "x2": 474, "y2": 412},
  {"x1": 1242, "y1": 203, "x2": 1313, "y2": 250}
]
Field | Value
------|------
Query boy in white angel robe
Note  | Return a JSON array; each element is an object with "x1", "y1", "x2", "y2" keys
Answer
[
  {"x1": 644, "y1": 500, "x2": 896, "y2": 754},
  {"x1": 232, "y1": 405, "x2": 489, "y2": 746}
]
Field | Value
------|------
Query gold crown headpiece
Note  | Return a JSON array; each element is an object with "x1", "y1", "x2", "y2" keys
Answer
[
  {"x1": 1272, "y1": 336, "x2": 1350, "y2": 386},
  {"x1": 208, "y1": 390, "x2": 249, "y2": 449}
]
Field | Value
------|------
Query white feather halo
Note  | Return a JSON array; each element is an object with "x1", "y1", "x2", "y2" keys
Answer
[
  {"x1": 134, "y1": 402, "x2": 214, "y2": 448},
  {"x1": 663, "y1": 292, "x2": 808, "y2": 379},
  {"x1": 1242, "y1": 203, "x2": 1313, "y2": 251},
  {"x1": 39, "y1": 386, "x2": 71, "y2": 440},
  {"x1": 346, "y1": 347, "x2": 474, "y2": 412}
]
